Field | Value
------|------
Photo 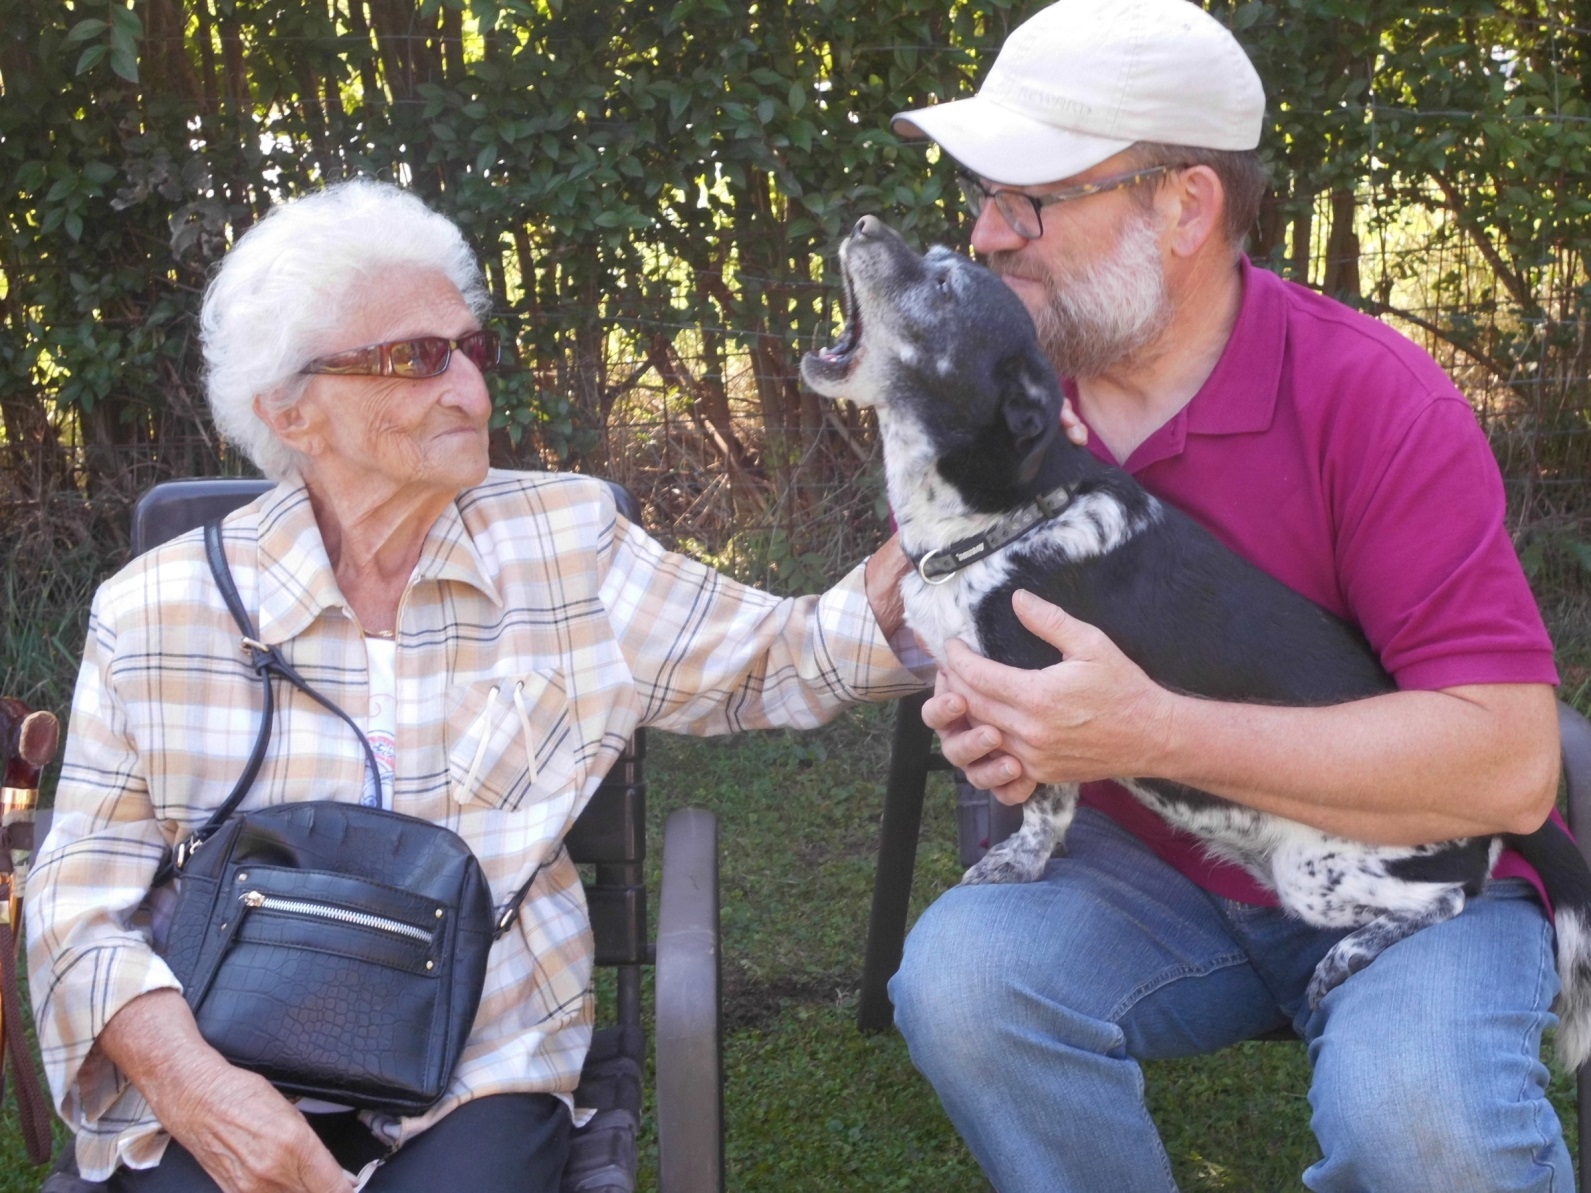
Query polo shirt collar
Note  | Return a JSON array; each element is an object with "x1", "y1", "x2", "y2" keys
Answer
[
  {"x1": 254, "y1": 478, "x2": 503, "y2": 645},
  {"x1": 1183, "y1": 257, "x2": 1286, "y2": 437},
  {"x1": 1084, "y1": 257, "x2": 1287, "y2": 472}
]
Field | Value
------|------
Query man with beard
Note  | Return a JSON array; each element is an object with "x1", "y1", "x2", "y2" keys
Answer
[{"x1": 882, "y1": 1, "x2": 1569, "y2": 1190}]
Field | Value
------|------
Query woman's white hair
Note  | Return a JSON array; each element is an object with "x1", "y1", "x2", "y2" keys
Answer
[{"x1": 200, "y1": 179, "x2": 491, "y2": 480}]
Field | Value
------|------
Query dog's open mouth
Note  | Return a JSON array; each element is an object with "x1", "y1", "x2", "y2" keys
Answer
[
  {"x1": 820, "y1": 266, "x2": 862, "y2": 361},
  {"x1": 809, "y1": 259, "x2": 864, "y2": 378}
]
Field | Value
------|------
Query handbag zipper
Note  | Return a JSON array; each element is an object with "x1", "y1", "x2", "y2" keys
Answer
[{"x1": 239, "y1": 890, "x2": 435, "y2": 944}]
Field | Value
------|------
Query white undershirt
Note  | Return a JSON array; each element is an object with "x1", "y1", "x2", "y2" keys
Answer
[{"x1": 362, "y1": 637, "x2": 397, "y2": 809}]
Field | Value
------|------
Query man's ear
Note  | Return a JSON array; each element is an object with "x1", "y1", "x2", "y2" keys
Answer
[
  {"x1": 1001, "y1": 355, "x2": 1058, "y2": 483},
  {"x1": 1168, "y1": 164, "x2": 1225, "y2": 260}
]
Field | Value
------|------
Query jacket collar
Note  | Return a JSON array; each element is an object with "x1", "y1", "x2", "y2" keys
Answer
[{"x1": 253, "y1": 478, "x2": 504, "y2": 645}]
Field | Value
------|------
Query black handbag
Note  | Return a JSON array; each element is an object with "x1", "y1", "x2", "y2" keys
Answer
[{"x1": 158, "y1": 521, "x2": 543, "y2": 1116}]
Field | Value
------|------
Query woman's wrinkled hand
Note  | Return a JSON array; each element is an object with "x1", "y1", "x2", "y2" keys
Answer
[
  {"x1": 162, "y1": 1057, "x2": 354, "y2": 1193},
  {"x1": 95, "y1": 989, "x2": 353, "y2": 1193}
]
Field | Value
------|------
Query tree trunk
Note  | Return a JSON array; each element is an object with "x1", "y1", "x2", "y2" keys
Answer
[{"x1": 1322, "y1": 187, "x2": 1361, "y2": 301}]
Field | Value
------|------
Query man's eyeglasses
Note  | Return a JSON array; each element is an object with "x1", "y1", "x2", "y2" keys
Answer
[
  {"x1": 301, "y1": 330, "x2": 505, "y2": 378},
  {"x1": 956, "y1": 165, "x2": 1176, "y2": 241}
]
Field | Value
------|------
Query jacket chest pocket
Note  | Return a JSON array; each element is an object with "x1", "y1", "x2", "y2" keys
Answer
[{"x1": 444, "y1": 670, "x2": 577, "y2": 811}]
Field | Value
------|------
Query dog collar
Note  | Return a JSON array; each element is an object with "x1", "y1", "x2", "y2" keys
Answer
[{"x1": 912, "y1": 483, "x2": 1079, "y2": 585}]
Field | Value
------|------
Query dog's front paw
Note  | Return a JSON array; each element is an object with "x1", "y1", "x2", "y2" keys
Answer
[
  {"x1": 960, "y1": 837, "x2": 1056, "y2": 885},
  {"x1": 1306, "y1": 938, "x2": 1371, "y2": 1009}
]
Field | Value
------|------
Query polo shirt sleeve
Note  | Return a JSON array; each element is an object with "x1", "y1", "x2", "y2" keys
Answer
[
  {"x1": 1334, "y1": 394, "x2": 1557, "y2": 690},
  {"x1": 598, "y1": 515, "x2": 923, "y2": 734},
  {"x1": 25, "y1": 587, "x2": 183, "y2": 1140}
]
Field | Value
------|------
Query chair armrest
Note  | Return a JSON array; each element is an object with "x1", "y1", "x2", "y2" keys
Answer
[
  {"x1": 1558, "y1": 701, "x2": 1591, "y2": 858},
  {"x1": 1554, "y1": 701, "x2": 1591, "y2": 1193},
  {"x1": 654, "y1": 807, "x2": 723, "y2": 1193}
]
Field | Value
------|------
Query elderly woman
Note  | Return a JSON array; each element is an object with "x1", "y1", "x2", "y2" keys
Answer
[{"x1": 28, "y1": 180, "x2": 920, "y2": 1193}]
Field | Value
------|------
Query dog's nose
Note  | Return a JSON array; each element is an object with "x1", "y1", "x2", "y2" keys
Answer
[{"x1": 854, "y1": 214, "x2": 883, "y2": 239}]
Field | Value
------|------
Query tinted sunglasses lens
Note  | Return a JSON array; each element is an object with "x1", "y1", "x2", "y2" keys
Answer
[
  {"x1": 459, "y1": 330, "x2": 502, "y2": 373},
  {"x1": 388, "y1": 337, "x2": 452, "y2": 378}
]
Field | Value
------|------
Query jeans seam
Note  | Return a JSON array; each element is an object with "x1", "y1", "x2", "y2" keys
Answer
[
  {"x1": 1515, "y1": 912, "x2": 1568, "y2": 1184},
  {"x1": 1106, "y1": 949, "x2": 1251, "y2": 1024}
]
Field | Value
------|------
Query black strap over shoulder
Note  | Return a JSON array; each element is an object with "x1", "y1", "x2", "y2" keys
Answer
[
  {"x1": 178, "y1": 520, "x2": 383, "y2": 862},
  {"x1": 164, "y1": 520, "x2": 542, "y2": 936}
]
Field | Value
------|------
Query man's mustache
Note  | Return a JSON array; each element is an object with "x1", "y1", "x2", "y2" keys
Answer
[{"x1": 987, "y1": 251, "x2": 1050, "y2": 286}]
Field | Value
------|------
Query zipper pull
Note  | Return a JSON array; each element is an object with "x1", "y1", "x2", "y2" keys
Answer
[{"x1": 240, "y1": 890, "x2": 265, "y2": 908}]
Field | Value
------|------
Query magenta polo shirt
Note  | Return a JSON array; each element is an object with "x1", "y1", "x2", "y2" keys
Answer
[{"x1": 1073, "y1": 258, "x2": 1559, "y2": 906}]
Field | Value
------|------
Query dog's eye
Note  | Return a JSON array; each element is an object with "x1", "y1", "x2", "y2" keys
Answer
[{"x1": 935, "y1": 274, "x2": 951, "y2": 294}]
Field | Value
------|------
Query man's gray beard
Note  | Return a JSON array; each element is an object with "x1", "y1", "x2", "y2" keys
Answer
[{"x1": 993, "y1": 213, "x2": 1172, "y2": 379}]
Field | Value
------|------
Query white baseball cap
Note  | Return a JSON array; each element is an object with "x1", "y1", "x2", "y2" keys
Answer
[{"x1": 892, "y1": 0, "x2": 1265, "y2": 187}]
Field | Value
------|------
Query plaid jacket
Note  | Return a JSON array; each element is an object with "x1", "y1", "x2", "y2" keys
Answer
[{"x1": 27, "y1": 470, "x2": 921, "y2": 1179}]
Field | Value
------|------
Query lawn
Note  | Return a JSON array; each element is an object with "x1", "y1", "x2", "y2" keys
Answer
[{"x1": 2, "y1": 700, "x2": 1581, "y2": 1191}]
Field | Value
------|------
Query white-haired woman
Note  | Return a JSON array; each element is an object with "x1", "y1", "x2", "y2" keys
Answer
[{"x1": 28, "y1": 179, "x2": 919, "y2": 1193}]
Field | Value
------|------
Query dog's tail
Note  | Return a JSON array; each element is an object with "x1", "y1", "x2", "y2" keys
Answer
[{"x1": 1504, "y1": 822, "x2": 1591, "y2": 1069}]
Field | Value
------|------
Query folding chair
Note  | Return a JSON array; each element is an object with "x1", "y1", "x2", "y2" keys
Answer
[{"x1": 31, "y1": 476, "x2": 723, "y2": 1193}]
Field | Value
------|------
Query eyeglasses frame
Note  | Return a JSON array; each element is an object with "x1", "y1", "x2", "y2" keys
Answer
[
  {"x1": 956, "y1": 164, "x2": 1178, "y2": 241},
  {"x1": 300, "y1": 329, "x2": 504, "y2": 379}
]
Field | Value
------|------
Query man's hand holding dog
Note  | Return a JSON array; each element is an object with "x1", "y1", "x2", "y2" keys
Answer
[
  {"x1": 925, "y1": 589, "x2": 1172, "y2": 804},
  {"x1": 926, "y1": 591, "x2": 1558, "y2": 845}
]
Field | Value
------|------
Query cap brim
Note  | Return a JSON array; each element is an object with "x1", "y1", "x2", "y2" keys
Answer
[{"x1": 892, "y1": 96, "x2": 1132, "y2": 188}]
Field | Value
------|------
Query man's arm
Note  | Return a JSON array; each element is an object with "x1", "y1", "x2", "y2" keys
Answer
[{"x1": 928, "y1": 589, "x2": 1559, "y2": 846}]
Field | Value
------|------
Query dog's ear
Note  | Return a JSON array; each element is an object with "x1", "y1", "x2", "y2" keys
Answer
[{"x1": 1000, "y1": 354, "x2": 1059, "y2": 484}]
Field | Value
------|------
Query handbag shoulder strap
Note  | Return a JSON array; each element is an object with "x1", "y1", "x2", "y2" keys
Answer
[{"x1": 176, "y1": 521, "x2": 383, "y2": 868}]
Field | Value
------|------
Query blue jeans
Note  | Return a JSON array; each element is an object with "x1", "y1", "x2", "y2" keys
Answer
[{"x1": 890, "y1": 808, "x2": 1572, "y2": 1192}]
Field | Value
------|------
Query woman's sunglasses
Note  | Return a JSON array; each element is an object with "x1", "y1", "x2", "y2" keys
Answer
[{"x1": 301, "y1": 330, "x2": 505, "y2": 378}]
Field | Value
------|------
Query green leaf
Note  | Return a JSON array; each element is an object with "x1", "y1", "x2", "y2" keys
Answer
[
  {"x1": 110, "y1": 42, "x2": 140, "y2": 84},
  {"x1": 75, "y1": 44, "x2": 108, "y2": 75},
  {"x1": 65, "y1": 18, "x2": 108, "y2": 42},
  {"x1": 108, "y1": 5, "x2": 143, "y2": 36},
  {"x1": 81, "y1": 161, "x2": 118, "y2": 185},
  {"x1": 65, "y1": 212, "x2": 84, "y2": 241},
  {"x1": 788, "y1": 83, "x2": 806, "y2": 115}
]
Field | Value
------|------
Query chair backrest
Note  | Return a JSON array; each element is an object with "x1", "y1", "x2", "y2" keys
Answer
[
  {"x1": 131, "y1": 475, "x2": 644, "y2": 555},
  {"x1": 131, "y1": 478, "x2": 274, "y2": 556},
  {"x1": 130, "y1": 477, "x2": 653, "y2": 995}
]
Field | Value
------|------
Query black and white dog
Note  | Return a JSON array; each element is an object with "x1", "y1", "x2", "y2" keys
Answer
[{"x1": 801, "y1": 215, "x2": 1591, "y2": 1062}]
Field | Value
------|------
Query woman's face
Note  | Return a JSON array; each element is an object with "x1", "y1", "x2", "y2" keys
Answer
[{"x1": 290, "y1": 268, "x2": 492, "y2": 504}]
